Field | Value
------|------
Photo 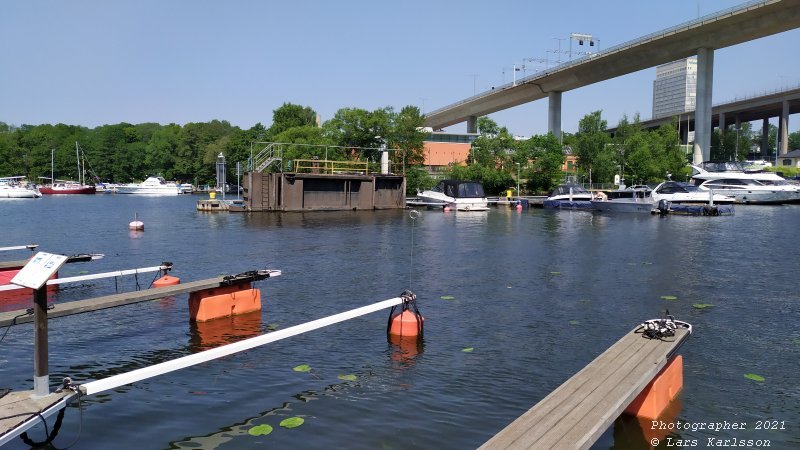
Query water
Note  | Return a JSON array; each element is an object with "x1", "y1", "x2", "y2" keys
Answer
[{"x1": 1, "y1": 196, "x2": 798, "y2": 449}]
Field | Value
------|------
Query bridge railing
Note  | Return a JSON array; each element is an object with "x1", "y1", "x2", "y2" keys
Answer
[{"x1": 426, "y1": 0, "x2": 769, "y2": 117}]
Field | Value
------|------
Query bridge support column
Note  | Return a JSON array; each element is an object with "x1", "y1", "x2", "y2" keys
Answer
[
  {"x1": 467, "y1": 115, "x2": 478, "y2": 134},
  {"x1": 693, "y1": 47, "x2": 714, "y2": 164},
  {"x1": 548, "y1": 91, "x2": 562, "y2": 142},
  {"x1": 779, "y1": 100, "x2": 789, "y2": 155},
  {"x1": 719, "y1": 112, "x2": 726, "y2": 159},
  {"x1": 762, "y1": 119, "x2": 770, "y2": 161}
]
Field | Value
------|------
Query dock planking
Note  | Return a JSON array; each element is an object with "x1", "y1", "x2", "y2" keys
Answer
[
  {"x1": 0, "y1": 389, "x2": 75, "y2": 446},
  {"x1": 0, "y1": 276, "x2": 229, "y2": 327},
  {"x1": 479, "y1": 326, "x2": 690, "y2": 450}
]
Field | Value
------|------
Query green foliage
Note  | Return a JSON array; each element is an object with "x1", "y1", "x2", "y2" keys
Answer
[
  {"x1": 445, "y1": 164, "x2": 514, "y2": 195},
  {"x1": 267, "y1": 103, "x2": 317, "y2": 139},
  {"x1": 405, "y1": 166, "x2": 435, "y2": 195}
]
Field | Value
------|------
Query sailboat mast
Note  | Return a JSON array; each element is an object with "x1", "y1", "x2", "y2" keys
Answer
[
  {"x1": 76, "y1": 142, "x2": 81, "y2": 185},
  {"x1": 50, "y1": 148, "x2": 54, "y2": 186}
]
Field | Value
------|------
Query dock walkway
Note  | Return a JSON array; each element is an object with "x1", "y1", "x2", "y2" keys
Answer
[
  {"x1": 480, "y1": 326, "x2": 690, "y2": 449},
  {"x1": 0, "y1": 390, "x2": 75, "y2": 446}
]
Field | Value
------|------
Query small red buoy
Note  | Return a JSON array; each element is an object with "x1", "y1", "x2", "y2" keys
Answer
[{"x1": 153, "y1": 275, "x2": 181, "y2": 287}]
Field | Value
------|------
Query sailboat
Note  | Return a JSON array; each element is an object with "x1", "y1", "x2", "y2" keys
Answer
[{"x1": 39, "y1": 142, "x2": 96, "y2": 195}]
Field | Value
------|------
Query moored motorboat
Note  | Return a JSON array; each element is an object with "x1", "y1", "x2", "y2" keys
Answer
[
  {"x1": 591, "y1": 187, "x2": 654, "y2": 213},
  {"x1": 651, "y1": 181, "x2": 735, "y2": 205},
  {"x1": 115, "y1": 176, "x2": 183, "y2": 195},
  {"x1": 543, "y1": 184, "x2": 595, "y2": 209},
  {"x1": 690, "y1": 161, "x2": 800, "y2": 204},
  {"x1": 416, "y1": 180, "x2": 489, "y2": 211},
  {"x1": 0, "y1": 177, "x2": 41, "y2": 198}
]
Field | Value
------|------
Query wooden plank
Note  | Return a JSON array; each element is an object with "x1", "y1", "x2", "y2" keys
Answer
[
  {"x1": 0, "y1": 390, "x2": 75, "y2": 446},
  {"x1": 480, "y1": 327, "x2": 689, "y2": 450},
  {"x1": 0, "y1": 277, "x2": 226, "y2": 327},
  {"x1": 479, "y1": 331, "x2": 644, "y2": 449}
]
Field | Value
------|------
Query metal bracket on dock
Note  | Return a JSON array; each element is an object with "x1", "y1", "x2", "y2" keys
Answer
[{"x1": 220, "y1": 269, "x2": 282, "y2": 285}]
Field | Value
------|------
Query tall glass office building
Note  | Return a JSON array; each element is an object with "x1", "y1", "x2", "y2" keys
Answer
[{"x1": 652, "y1": 57, "x2": 697, "y2": 119}]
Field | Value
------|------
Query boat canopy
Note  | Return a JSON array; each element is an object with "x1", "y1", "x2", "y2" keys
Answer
[
  {"x1": 655, "y1": 181, "x2": 700, "y2": 194},
  {"x1": 549, "y1": 184, "x2": 590, "y2": 196},
  {"x1": 431, "y1": 180, "x2": 486, "y2": 199},
  {"x1": 697, "y1": 161, "x2": 748, "y2": 173}
]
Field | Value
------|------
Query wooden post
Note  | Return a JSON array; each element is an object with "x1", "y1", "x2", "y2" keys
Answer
[{"x1": 33, "y1": 286, "x2": 49, "y2": 396}]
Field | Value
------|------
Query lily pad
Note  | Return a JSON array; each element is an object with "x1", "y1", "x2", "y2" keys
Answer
[
  {"x1": 248, "y1": 424, "x2": 273, "y2": 436},
  {"x1": 293, "y1": 364, "x2": 311, "y2": 372},
  {"x1": 794, "y1": 338, "x2": 800, "y2": 345},
  {"x1": 338, "y1": 374, "x2": 357, "y2": 381},
  {"x1": 280, "y1": 417, "x2": 305, "y2": 429},
  {"x1": 440, "y1": 295, "x2": 455, "y2": 300},
  {"x1": 79, "y1": 270, "x2": 88, "y2": 274},
  {"x1": 568, "y1": 320, "x2": 580, "y2": 325},
  {"x1": 462, "y1": 347, "x2": 474, "y2": 353},
  {"x1": 266, "y1": 323, "x2": 279, "y2": 331},
  {"x1": 692, "y1": 303, "x2": 714, "y2": 309},
  {"x1": 660, "y1": 295, "x2": 678, "y2": 301},
  {"x1": 550, "y1": 271, "x2": 561, "y2": 275},
  {"x1": 744, "y1": 373, "x2": 765, "y2": 382}
]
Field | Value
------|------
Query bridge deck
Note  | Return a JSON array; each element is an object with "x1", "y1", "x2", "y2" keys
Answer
[{"x1": 480, "y1": 326, "x2": 690, "y2": 450}]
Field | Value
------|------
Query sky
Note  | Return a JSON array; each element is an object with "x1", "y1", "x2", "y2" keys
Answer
[{"x1": 1, "y1": 0, "x2": 798, "y2": 137}]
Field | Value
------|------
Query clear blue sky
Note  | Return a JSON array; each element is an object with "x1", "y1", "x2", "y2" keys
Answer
[{"x1": 1, "y1": 0, "x2": 798, "y2": 136}]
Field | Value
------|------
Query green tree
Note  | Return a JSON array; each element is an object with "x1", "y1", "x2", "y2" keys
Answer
[
  {"x1": 523, "y1": 133, "x2": 564, "y2": 192},
  {"x1": 266, "y1": 103, "x2": 317, "y2": 139},
  {"x1": 574, "y1": 111, "x2": 613, "y2": 184}
]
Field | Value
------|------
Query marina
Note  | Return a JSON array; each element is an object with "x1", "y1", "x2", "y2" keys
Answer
[{"x1": 0, "y1": 194, "x2": 797, "y2": 448}]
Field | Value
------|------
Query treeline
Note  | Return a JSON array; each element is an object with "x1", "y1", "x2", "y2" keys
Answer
[{"x1": 0, "y1": 103, "x2": 427, "y2": 186}]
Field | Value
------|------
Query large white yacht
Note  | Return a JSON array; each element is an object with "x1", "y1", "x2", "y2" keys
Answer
[
  {"x1": 115, "y1": 176, "x2": 183, "y2": 195},
  {"x1": 690, "y1": 161, "x2": 800, "y2": 204}
]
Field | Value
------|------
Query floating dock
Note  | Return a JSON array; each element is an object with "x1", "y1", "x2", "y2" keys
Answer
[{"x1": 480, "y1": 322, "x2": 691, "y2": 449}]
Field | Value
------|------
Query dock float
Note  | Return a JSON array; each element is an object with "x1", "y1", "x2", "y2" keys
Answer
[
  {"x1": 0, "y1": 270, "x2": 281, "y2": 327},
  {"x1": 480, "y1": 318, "x2": 691, "y2": 449}
]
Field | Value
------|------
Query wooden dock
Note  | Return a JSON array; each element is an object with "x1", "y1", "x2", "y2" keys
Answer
[
  {"x1": 480, "y1": 326, "x2": 690, "y2": 449},
  {"x1": 0, "y1": 390, "x2": 75, "y2": 447}
]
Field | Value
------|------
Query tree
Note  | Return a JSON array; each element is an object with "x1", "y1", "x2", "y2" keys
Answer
[
  {"x1": 523, "y1": 133, "x2": 565, "y2": 192},
  {"x1": 323, "y1": 107, "x2": 390, "y2": 161},
  {"x1": 477, "y1": 117, "x2": 500, "y2": 136},
  {"x1": 266, "y1": 103, "x2": 318, "y2": 139},
  {"x1": 574, "y1": 111, "x2": 613, "y2": 183},
  {"x1": 387, "y1": 105, "x2": 426, "y2": 171}
]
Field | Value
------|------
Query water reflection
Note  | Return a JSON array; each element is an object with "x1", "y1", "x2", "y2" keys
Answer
[{"x1": 187, "y1": 312, "x2": 263, "y2": 352}]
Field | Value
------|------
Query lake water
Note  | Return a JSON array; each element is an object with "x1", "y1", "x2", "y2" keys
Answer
[{"x1": 1, "y1": 195, "x2": 798, "y2": 449}]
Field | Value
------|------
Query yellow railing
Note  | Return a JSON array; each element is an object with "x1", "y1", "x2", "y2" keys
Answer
[{"x1": 293, "y1": 159, "x2": 370, "y2": 175}]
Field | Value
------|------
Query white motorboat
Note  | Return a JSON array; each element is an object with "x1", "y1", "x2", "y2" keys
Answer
[
  {"x1": 0, "y1": 177, "x2": 41, "y2": 198},
  {"x1": 115, "y1": 176, "x2": 183, "y2": 195},
  {"x1": 651, "y1": 181, "x2": 735, "y2": 205},
  {"x1": 416, "y1": 180, "x2": 489, "y2": 211},
  {"x1": 591, "y1": 187, "x2": 654, "y2": 213},
  {"x1": 543, "y1": 184, "x2": 595, "y2": 209},
  {"x1": 690, "y1": 161, "x2": 800, "y2": 204}
]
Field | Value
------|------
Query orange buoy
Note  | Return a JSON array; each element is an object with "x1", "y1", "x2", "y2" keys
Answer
[
  {"x1": 389, "y1": 310, "x2": 424, "y2": 337},
  {"x1": 387, "y1": 291, "x2": 423, "y2": 338},
  {"x1": 153, "y1": 274, "x2": 181, "y2": 287}
]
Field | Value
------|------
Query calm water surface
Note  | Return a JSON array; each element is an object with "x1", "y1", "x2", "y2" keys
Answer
[{"x1": 0, "y1": 195, "x2": 798, "y2": 449}]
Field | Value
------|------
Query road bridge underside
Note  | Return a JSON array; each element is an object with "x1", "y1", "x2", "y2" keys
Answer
[{"x1": 424, "y1": 0, "x2": 800, "y2": 162}]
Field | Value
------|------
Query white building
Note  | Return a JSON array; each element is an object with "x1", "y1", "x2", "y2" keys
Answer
[{"x1": 652, "y1": 57, "x2": 697, "y2": 119}]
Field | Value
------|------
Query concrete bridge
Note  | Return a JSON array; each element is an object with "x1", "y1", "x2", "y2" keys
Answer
[
  {"x1": 609, "y1": 85, "x2": 800, "y2": 156},
  {"x1": 423, "y1": 0, "x2": 800, "y2": 163}
]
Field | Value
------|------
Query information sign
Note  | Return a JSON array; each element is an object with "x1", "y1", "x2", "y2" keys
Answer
[{"x1": 9, "y1": 252, "x2": 68, "y2": 289}]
